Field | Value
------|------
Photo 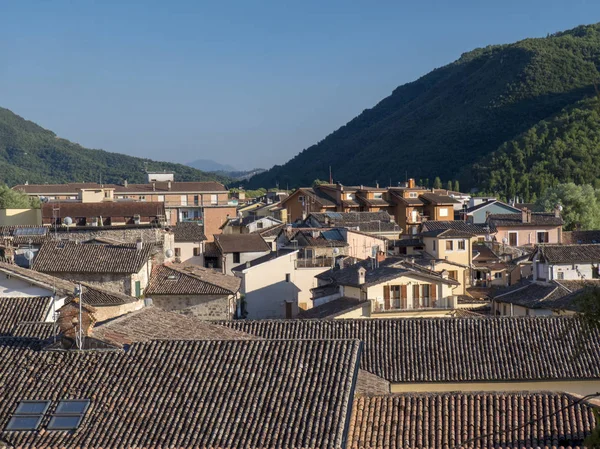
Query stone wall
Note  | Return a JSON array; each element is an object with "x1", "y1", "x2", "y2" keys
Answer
[
  {"x1": 51, "y1": 273, "x2": 132, "y2": 295},
  {"x1": 151, "y1": 294, "x2": 233, "y2": 320}
]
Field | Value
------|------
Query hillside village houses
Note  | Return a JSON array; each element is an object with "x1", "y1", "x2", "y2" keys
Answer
[{"x1": 4, "y1": 176, "x2": 600, "y2": 448}]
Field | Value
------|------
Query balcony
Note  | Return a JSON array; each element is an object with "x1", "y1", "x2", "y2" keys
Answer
[
  {"x1": 295, "y1": 257, "x2": 336, "y2": 268},
  {"x1": 373, "y1": 296, "x2": 457, "y2": 312}
]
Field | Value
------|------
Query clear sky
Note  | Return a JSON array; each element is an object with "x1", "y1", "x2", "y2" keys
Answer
[{"x1": 1, "y1": 0, "x2": 599, "y2": 171}]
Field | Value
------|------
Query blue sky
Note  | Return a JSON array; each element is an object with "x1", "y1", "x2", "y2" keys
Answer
[{"x1": 1, "y1": 0, "x2": 599, "y2": 171}]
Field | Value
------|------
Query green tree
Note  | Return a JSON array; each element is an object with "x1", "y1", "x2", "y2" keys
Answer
[
  {"x1": 425, "y1": 178, "x2": 429, "y2": 188},
  {"x1": 433, "y1": 177, "x2": 442, "y2": 189},
  {"x1": 312, "y1": 179, "x2": 327, "y2": 188},
  {"x1": 454, "y1": 180, "x2": 460, "y2": 192},
  {"x1": 0, "y1": 185, "x2": 40, "y2": 209},
  {"x1": 419, "y1": 179, "x2": 424, "y2": 187},
  {"x1": 536, "y1": 183, "x2": 600, "y2": 230},
  {"x1": 446, "y1": 180, "x2": 452, "y2": 191}
]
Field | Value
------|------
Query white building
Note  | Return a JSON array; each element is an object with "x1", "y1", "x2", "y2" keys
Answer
[{"x1": 532, "y1": 244, "x2": 600, "y2": 281}]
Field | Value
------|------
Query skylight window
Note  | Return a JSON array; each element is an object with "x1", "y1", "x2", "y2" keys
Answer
[
  {"x1": 6, "y1": 400, "x2": 50, "y2": 431},
  {"x1": 47, "y1": 400, "x2": 90, "y2": 430}
]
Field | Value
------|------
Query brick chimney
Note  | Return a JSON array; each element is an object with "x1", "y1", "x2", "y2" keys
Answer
[
  {"x1": 408, "y1": 178, "x2": 415, "y2": 188},
  {"x1": 521, "y1": 208, "x2": 529, "y2": 223},
  {"x1": 377, "y1": 251, "x2": 386, "y2": 263}
]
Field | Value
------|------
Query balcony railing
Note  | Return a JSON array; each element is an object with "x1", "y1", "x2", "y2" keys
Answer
[
  {"x1": 373, "y1": 296, "x2": 456, "y2": 312},
  {"x1": 296, "y1": 257, "x2": 336, "y2": 268}
]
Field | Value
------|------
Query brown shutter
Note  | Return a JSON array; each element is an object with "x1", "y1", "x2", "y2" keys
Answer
[
  {"x1": 401, "y1": 285, "x2": 407, "y2": 309},
  {"x1": 413, "y1": 285, "x2": 420, "y2": 299},
  {"x1": 430, "y1": 284, "x2": 437, "y2": 307},
  {"x1": 383, "y1": 285, "x2": 390, "y2": 310}
]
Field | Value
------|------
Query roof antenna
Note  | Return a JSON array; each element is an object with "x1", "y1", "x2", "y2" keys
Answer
[{"x1": 329, "y1": 166, "x2": 333, "y2": 184}]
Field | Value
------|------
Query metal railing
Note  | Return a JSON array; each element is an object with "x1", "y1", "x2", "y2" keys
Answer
[{"x1": 295, "y1": 257, "x2": 336, "y2": 268}]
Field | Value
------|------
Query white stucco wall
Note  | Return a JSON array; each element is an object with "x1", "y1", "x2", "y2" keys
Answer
[
  {"x1": 237, "y1": 251, "x2": 299, "y2": 319},
  {"x1": 224, "y1": 250, "x2": 270, "y2": 275},
  {"x1": 295, "y1": 266, "x2": 330, "y2": 309},
  {"x1": 173, "y1": 241, "x2": 204, "y2": 265},
  {"x1": 0, "y1": 274, "x2": 54, "y2": 297}
]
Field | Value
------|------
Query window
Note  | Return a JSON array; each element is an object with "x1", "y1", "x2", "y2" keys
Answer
[
  {"x1": 446, "y1": 240, "x2": 453, "y2": 251},
  {"x1": 508, "y1": 232, "x2": 518, "y2": 246},
  {"x1": 432, "y1": 240, "x2": 436, "y2": 251},
  {"x1": 374, "y1": 192, "x2": 383, "y2": 199},
  {"x1": 194, "y1": 195, "x2": 199, "y2": 206},
  {"x1": 48, "y1": 400, "x2": 90, "y2": 430},
  {"x1": 409, "y1": 192, "x2": 418, "y2": 198},
  {"x1": 593, "y1": 267, "x2": 599, "y2": 279},
  {"x1": 458, "y1": 240, "x2": 466, "y2": 251},
  {"x1": 193, "y1": 247, "x2": 201, "y2": 257},
  {"x1": 557, "y1": 271, "x2": 565, "y2": 280},
  {"x1": 298, "y1": 195, "x2": 305, "y2": 203},
  {"x1": 139, "y1": 195, "x2": 146, "y2": 202},
  {"x1": 448, "y1": 270, "x2": 458, "y2": 280},
  {"x1": 256, "y1": 222, "x2": 264, "y2": 229},
  {"x1": 537, "y1": 231, "x2": 549, "y2": 244},
  {"x1": 503, "y1": 304, "x2": 507, "y2": 315},
  {"x1": 439, "y1": 208, "x2": 448, "y2": 217},
  {"x1": 181, "y1": 195, "x2": 188, "y2": 206},
  {"x1": 6, "y1": 401, "x2": 50, "y2": 431},
  {"x1": 211, "y1": 194, "x2": 218, "y2": 205},
  {"x1": 346, "y1": 193, "x2": 355, "y2": 200},
  {"x1": 104, "y1": 191, "x2": 110, "y2": 198},
  {"x1": 233, "y1": 252, "x2": 241, "y2": 263},
  {"x1": 390, "y1": 285, "x2": 401, "y2": 308},
  {"x1": 525, "y1": 308, "x2": 530, "y2": 316},
  {"x1": 174, "y1": 248, "x2": 181, "y2": 257},
  {"x1": 158, "y1": 195, "x2": 165, "y2": 202},
  {"x1": 285, "y1": 273, "x2": 291, "y2": 282},
  {"x1": 494, "y1": 272, "x2": 502, "y2": 279}
]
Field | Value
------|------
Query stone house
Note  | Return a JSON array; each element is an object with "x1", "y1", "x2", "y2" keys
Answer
[
  {"x1": 32, "y1": 240, "x2": 154, "y2": 297},
  {"x1": 145, "y1": 264, "x2": 240, "y2": 319},
  {"x1": 487, "y1": 208, "x2": 564, "y2": 246}
]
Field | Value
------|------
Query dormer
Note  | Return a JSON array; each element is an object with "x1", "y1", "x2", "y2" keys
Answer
[{"x1": 358, "y1": 266, "x2": 367, "y2": 285}]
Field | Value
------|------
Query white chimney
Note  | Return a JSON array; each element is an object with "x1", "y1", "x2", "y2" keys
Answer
[
  {"x1": 136, "y1": 239, "x2": 143, "y2": 251},
  {"x1": 358, "y1": 266, "x2": 366, "y2": 285}
]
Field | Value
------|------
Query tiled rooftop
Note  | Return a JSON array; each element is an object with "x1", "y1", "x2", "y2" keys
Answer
[
  {"x1": 222, "y1": 316, "x2": 600, "y2": 383},
  {"x1": 0, "y1": 297, "x2": 52, "y2": 336},
  {"x1": 488, "y1": 212, "x2": 564, "y2": 228},
  {"x1": 348, "y1": 392, "x2": 596, "y2": 449},
  {"x1": 172, "y1": 222, "x2": 207, "y2": 242},
  {"x1": 214, "y1": 233, "x2": 270, "y2": 253},
  {"x1": 0, "y1": 338, "x2": 360, "y2": 449},
  {"x1": 146, "y1": 264, "x2": 240, "y2": 295},
  {"x1": 536, "y1": 244, "x2": 600, "y2": 264},
  {"x1": 32, "y1": 241, "x2": 152, "y2": 274}
]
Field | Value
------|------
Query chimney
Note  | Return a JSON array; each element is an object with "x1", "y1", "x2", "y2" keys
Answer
[
  {"x1": 136, "y1": 238, "x2": 143, "y2": 251},
  {"x1": 376, "y1": 251, "x2": 386, "y2": 263},
  {"x1": 124, "y1": 180, "x2": 128, "y2": 188},
  {"x1": 527, "y1": 209, "x2": 532, "y2": 223},
  {"x1": 376, "y1": 182, "x2": 379, "y2": 188},
  {"x1": 441, "y1": 270, "x2": 449, "y2": 279},
  {"x1": 168, "y1": 181, "x2": 172, "y2": 190},
  {"x1": 358, "y1": 266, "x2": 367, "y2": 285},
  {"x1": 521, "y1": 208, "x2": 529, "y2": 223},
  {"x1": 57, "y1": 298, "x2": 97, "y2": 349},
  {"x1": 152, "y1": 182, "x2": 156, "y2": 192},
  {"x1": 554, "y1": 204, "x2": 562, "y2": 218},
  {"x1": 408, "y1": 178, "x2": 415, "y2": 188}
]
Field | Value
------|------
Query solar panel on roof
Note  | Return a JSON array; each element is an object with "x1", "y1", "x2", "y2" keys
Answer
[
  {"x1": 325, "y1": 212, "x2": 342, "y2": 219},
  {"x1": 13, "y1": 227, "x2": 47, "y2": 236},
  {"x1": 5, "y1": 400, "x2": 50, "y2": 431},
  {"x1": 47, "y1": 400, "x2": 90, "y2": 431},
  {"x1": 322, "y1": 230, "x2": 343, "y2": 240}
]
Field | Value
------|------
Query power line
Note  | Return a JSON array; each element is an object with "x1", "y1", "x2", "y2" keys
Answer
[{"x1": 451, "y1": 392, "x2": 600, "y2": 449}]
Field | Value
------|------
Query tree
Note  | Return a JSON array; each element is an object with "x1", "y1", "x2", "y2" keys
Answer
[
  {"x1": 425, "y1": 178, "x2": 430, "y2": 188},
  {"x1": 446, "y1": 180, "x2": 453, "y2": 191},
  {"x1": 0, "y1": 185, "x2": 40, "y2": 209},
  {"x1": 419, "y1": 179, "x2": 424, "y2": 187},
  {"x1": 454, "y1": 180, "x2": 460, "y2": 192},
  {"x1": 536, "y1": 183, "x2": 600, "y2": 230},
  {"x1": 433, "y1": 177, "x2": 442, "y2": 189},
  {"x1": 312, "y1": 179, "x2": 327, "y2": 188}
]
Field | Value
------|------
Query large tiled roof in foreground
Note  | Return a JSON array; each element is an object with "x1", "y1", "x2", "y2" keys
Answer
[
  {"x1": 222, "y1": 317, "x2": 600, "y2": 383},
  {"x1": 348, "y1": 392, "x2": 596, "y2": 449},
  {"x1": 146, "y1": 264, "x2": 240, "y2": 295},
  {"x1": 0, "y1": 338, "x2": 360, "y2": 449}
]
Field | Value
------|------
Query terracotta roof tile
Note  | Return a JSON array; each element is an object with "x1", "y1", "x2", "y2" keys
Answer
[
  {"x1": 0, "y1": 297, "x2": 51, "y2": 336},
  {"x1": 32, "y1": 241, "x2": 152, "y2": 274},
  {"x1": 537, "y1": 244, "x2": 600, "y2": 263},
  {"x1": 563, "y1": 230, "x2": 600, "y2": 244},
  {"x1": 0, "y1": 338, "x2": 360, "y2": 449},
  {"x1": 146, "y1": 264, "x2": 240, "y2": 295},
  {"x1": 214, "y1": 233, "x2": 270, "y2": 253},
  {"x1": 172, "y1": 222, "x2": 207, "y2": 242},
  {"x1": 222, "y1": 316, "x2": 600, "y2": 383},
  {"x1": 298, "y1": 297, "x2": 368, "y2": 319},
  {"x1": 348, "y1": 392, "x2": 596, "y2": 449},
  {"x1": 488, "y1": 212, "x2": 564, "y2": 228}
]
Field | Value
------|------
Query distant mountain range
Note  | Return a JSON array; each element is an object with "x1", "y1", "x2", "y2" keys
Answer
[
  {"x1": 248, "y1": 23, "x2": 600, "y2": 201},
  {"x1": 186, "y1": 159, "x2": 266, "y2": 181},
  {"x1": 0, "y1": 108, "x2": 230, "y2": 186}
]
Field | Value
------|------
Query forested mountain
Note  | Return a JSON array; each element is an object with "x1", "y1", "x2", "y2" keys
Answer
[
  {"x1": 248, "y1": 23, "x2": 600, "y2": 200},
  {"x1": 0, "y1": 108, "x2": 230, "y2": 186}
]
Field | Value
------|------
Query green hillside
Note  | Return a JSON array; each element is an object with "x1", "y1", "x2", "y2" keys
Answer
[
  {"x1": 248, "y1": 23, "x2": 600, "y2": 199},
  {"x1": 0, "y1": 107, "x2": 230, "y2": 186}
]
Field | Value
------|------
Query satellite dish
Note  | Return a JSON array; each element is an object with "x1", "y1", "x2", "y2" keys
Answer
[
  {"x1": 333, "y1": 247, "x2": 340, "y2": 255},
  {"x1": 502, "y1": 237, "x2": 508, "y2": 245},
  {"x1": 63, "y1": 217, "x2": 73, "y2": 226},
  {"x1": 165, "y1": 249, "x2": 174, "y2": 258},
  {"x1": 24, "y1": 250, "x2": 34, "y2": 261},
  {"x1": 558, "y1": 204, "x2": 564, "y2": 211}
]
